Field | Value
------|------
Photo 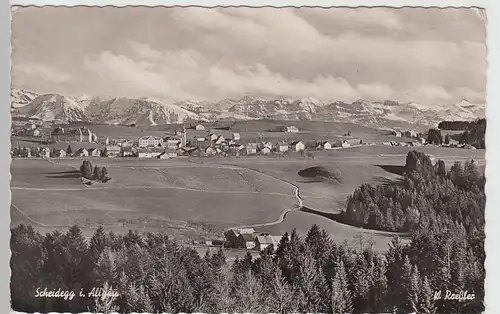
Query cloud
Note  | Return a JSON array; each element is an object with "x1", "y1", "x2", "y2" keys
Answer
[
  {"x1": 13, "y1": 63, "x2": 74, "y2": 84},
  {"x1": 11, "y1": 7, "x2": 486, "y2": 105}
]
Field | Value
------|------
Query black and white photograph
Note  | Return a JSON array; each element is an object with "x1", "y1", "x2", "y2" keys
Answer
[{"x1": 9, "y1": 5, "x2": 487, "y2": 313}]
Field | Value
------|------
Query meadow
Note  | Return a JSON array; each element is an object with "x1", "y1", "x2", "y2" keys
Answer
[{"x1": 10, "y1": 127, "x2": 485, "y2": 251}]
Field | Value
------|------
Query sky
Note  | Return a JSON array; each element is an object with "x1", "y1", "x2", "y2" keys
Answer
[{"x1": 11, "y1": 6, "x2": 487, "y2": 106}]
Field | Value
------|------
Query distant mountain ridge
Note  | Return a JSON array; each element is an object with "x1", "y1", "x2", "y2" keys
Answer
[{"x1": 10, "y1": 88, "x2": 485, "y2": 129}]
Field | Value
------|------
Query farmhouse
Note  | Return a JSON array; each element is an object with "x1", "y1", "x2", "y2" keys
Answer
[
  {"x1": 164, "y1": 139, "x2": 181, "y2": 150},
  {"x1": 262, "y1": 141, "x2": 273, "y2": 149},
  {"x1": 57, "y1": 149, "x2": 67, "y2": 158},
  {"x1": 29, "y1": 128, "x2": 41, "y2": 137},
  {"x1": 195, "y1": 124, "x2": 205, "y2": 131},
  {"x1": 215, "y1": 135, "x2": 226, "y2": 145},
  {"x1": 321, "y1": 142, "x2": 333, "y2": 150},
  {"x1": 224, "y1": 228, "x2": 255, "y2": 248},
  {"x1": 139, "y1": 136, "x2": 163, "y2": 148},
  {"x1": 232, "y1": 133, "x2": 241, "y2": 141},
  {"x1": 208, "y1": 133, "x2": 219, "y2": 141},
  {"x1": 105, "y1": 145, "x2": 121, "y2": 158},
  {"x1": 255, "y1": 234, "x2": 284, "y2": 252},
  {"x1": 286, "y1": 126, "x2": 299, "y2": 133},
  {"x1": 77, "y1": 148, "x2": 89, "y2": 157},
  {"x1": 391, "y1": 130, "x2": 402, "y2": 137},
  {"x1": 122, "y1": 146, "x2": 137, "y2": 157},
  {"x1": 246, "y1": 143, "x2": 258, "y2": 155},
  {"x1": 238, "y1": 233, "x2": 256, "y2": 250},
  {"x1": 261, "y1": 147, "x2": 271, "y2": 155},
  {"x1": 205, "y1": 146, "x2": 216, "y2": 156},
  {"x1": 291, "y1": 140, "x2": 306, "y2": 152},
  {"x1": 275, "y1": 141, "x2": 289, "y2": 153},
  {"x1": 88, "y1": 148, "x2": 101, "y2": 157}
]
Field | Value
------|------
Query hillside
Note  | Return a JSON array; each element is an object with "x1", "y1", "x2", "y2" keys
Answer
[{"x1": 11, "y1": 88, "x2": 485, "y2": 128}]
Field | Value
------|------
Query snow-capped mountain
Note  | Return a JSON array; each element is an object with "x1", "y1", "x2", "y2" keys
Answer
[
  {"x1": 11, "y1": 88, "x2": 206, "y2": 125},
  {"x1": 11, "y1": 88, "x2": 39, "y2": 109},
  {"x1": 11, "y1": 88, "x2": 485, "y2": 128}
]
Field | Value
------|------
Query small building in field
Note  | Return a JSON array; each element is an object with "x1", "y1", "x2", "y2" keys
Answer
[
  {"x1": 246, "y1": 143, "x2": 258, "y2": 155},
  {"x1": 291, "y1": 140, "x2": 306, "y2": 152},
  {"x1": 391, "y1": 130, "x2": 402, "y2": 137},
  {"x1": 261, "y1": 147, "x2": 271, "y2": 155},
  {"x1": 262, "y1": 141, "x2": 273, "y2": 149},
  {"x1": 232, "y1": 133, "x2": 241, "y2": 141},
  {"x1": 105, "y1": 145, "x2": 121, "y2": 158},
  {"x1": 77, "y1": 148, "x2": 89, "y2": 157},
  {"x1": 323, "y1": 142, "x2": 333, "y2": 150},
  {"x1": 215, "y1": 135, "x2": 226, "y2": 145},
  {"x1": 205, "y1": 146, "x2": 216, "y2": 156},
  {"x1": 31, "y1": 128, "x2": 41, "y2": 137},
  {"x1": 41, "y1": 147, "x2": 51, "y2": 158},
  {"x1": 286, "y1": 126, "x2": 299, "y2": 133},
  {"x1": 224, "y1": 228, "x2": 255, "y2": 248},
  {"x1": 195, "y1": 124, "x2": 205, "y2": 131},
  {"x1": 88, "y1": 148, "x2": 101, "y2": 157},
  {"x1": 165, "y1": 139, "x2": 181, "y2": 150},
  {"x1": 121, "y1": 146, "x2": 136, "y2": 157},
  {"x1": 255, "y1": 234, "x2": 285, "y2": 252},
  {"x1": 58, "y1": 149, "x2": 67, "y2": 158},
  {"x1": 238, "y1": 233, "x2": 256, "y2": 250},
  {"x1": 208, "y1": 133, "x2": 219, "y2": 141},
  {"x1": 275, "y1": 141, "x2": 289, "y2": 153}
]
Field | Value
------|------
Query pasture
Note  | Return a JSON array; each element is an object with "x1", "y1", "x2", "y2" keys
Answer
[{"x1": 10, "y1": 143, "x2": 484, "y2": 252}]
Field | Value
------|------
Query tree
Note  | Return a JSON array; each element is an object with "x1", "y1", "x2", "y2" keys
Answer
[
  {"x1": 330, "y1": 260, "x2": 353, "y2": 314},
  {"x1": 444, "y1": 134, "x2": 450, "y2": 144},
  {"x1": 93, "y1": 281, "x2": 119, "y2": 314},
  {"x1": 93, "y1": 166, "x2": 102, "y2": 181},
  {"x1": 80, "y1": 160, "x2": 93, "y2": 180},
  {"x1": 66, "y1": 145, "x2": 73, "y2": 156}
]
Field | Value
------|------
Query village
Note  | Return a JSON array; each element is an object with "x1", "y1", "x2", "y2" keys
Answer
[{"x1": 10, "y1": 119, "x2": 474, "y2": 159}]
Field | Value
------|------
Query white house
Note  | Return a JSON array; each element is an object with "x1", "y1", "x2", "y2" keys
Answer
[
  {"x1": 392, "y1": 130, "x2": 402, "y2": 137},
  {"x1": 215, "y1": 135, "x2": 226, "y2": 145},
  {"x1": 88, "y1": 148, "x2": 101, "y2": 157},
  {"x1": 105, "y1": 145, "x2": 121, "y2": 157},
  {"x1": 31, "y1": 129, "x2": 41, "y2": 137},
  {"x1": 209, "y1": 133, "x2": 219, "y2": 141},
  {"x1": 261, "y1": 147, "x2": 271, "y2": 155},
  {"x1": 139, "y1": 136, "x2": 163, "y2": 148},
  {"x1": 195, "y1": 124, "x2": 205, "y2": 131},
  {"x1": 286, "y1": 126, "x2": 299, "y2": 133},
  {"x1": 246, "y1": 143, "x2": 258, "y2": 155},
  {"x1": 323, "y1": 142, "x2": 332, "y2": 150},
  {"x1": 254, "y1": 234, "x2": 285, "y2": 252},
  {"x1": 275, "y1": 141, "x2": 289, "y2": 153},
  {"x1": 41, "y1": 147, "x2": 51, "y2": 158},
  {"x1": 77, "y1": 148, "x2": 89, "y2": 157},
  {"x1": 291, "y1": 140, "x2": 305, "y2": 152},
  {"x1": 165, "y1": 140, "x2": 181, "y2": 150},
  {"x1": 232, "y1": 133, "x2": 241, "y2": 141},
  {"x1": 205, "y1": 146, "x2": 216, "y2": 155},
  {"x1": 58, "y1": 149, "x2": 67, "y2": 158},
  {"x1": 341, "y1": 141, "x2": 351, "y2": 148}
]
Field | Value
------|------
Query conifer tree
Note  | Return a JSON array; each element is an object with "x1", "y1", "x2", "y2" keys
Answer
[{"x1": 330, "y1": 259, "x2": 353, "y2": 314}]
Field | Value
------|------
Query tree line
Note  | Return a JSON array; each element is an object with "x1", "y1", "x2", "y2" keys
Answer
[
  {"x1": 340, "y1": 151, "x2": 484, "y2": 234},
  {"x1": 438, "y1": 119, "x2": 484, "y2": 131},
  {"x1": 10, "y1": 222, "x2": 484, "y2": 313}
]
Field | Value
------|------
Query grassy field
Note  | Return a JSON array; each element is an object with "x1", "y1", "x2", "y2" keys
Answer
[{"x1": 10, "y1": 141, "x2": 485, "y2": 252}]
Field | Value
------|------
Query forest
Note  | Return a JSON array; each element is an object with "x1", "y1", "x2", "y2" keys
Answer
[
  {"x1": 436, "y1": 119, "x2": 486, "y2": 149},
  {"x1": 341, "y1": 151, "x2": 485, "y2": 234},
  {"x1": 11, "y1": 222, "x2": 484, "y2": 313}
]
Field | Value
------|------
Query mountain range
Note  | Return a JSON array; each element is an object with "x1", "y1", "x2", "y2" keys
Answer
[{"x1": 10, "y1": 88, "x2": 485, "y2": 129}]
